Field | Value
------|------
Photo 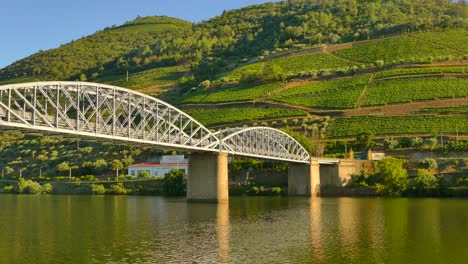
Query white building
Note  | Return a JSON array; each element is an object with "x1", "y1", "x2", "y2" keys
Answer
[{"x1": 128, "y1": 155, "x2": 188, "y2": 178}]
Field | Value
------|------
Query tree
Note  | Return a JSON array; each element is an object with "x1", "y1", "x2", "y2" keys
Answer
[
  {"x1": 162, "y1": 169, "x2": 187, "y2": 196},
  {"x1": 356, "y1": 132, "x2": 375, "y2": 151},
  {"x1": 411, "y1": 169, "x2": 437, "y2": 196},
  {"x1": 36, "y1": 154, "x2": 48, "y2": 178},
  {"x1": 111, "y1": 160, "x2": 124, "y2": 181},
  {"x1": 58, "y1": 162, "x2": 74, "y2": 181},
  {"x1": 378, "y1": 158, "x2": 408, "y2": 196},
  {"x1": 93, "y1": 159, "x2": 108, "y2": 176}
]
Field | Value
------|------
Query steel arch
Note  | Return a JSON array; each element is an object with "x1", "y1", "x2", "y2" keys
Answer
[
  {"x1": 0, "y1": 81, "x2": 313, "y2": 164},
  {"x1": 210, "y1": 127, "x2": 311, "y2": 163},
  {"x1": 0, "y1": 82, "x2": 219, "y2": 151}
]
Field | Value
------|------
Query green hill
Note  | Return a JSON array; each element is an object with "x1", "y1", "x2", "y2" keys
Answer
[
  {"x1": 0, "y1": 0, "x2": 467, "y2": 179},
  {"x1": 0, "y1": 16, "x2": 191, "y2": 82}
]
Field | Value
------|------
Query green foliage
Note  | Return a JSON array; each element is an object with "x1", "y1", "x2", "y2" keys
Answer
[
  {"x1": 3, "y1": 185, "x2": 14, "y2": 193},
  {"x1": 420, "y1": 105, "x2": 468, "y2": 115},
  {"x1": 229, "y1": 183, "x2": 283, "y2": 196},
  {"x1": 412, "y1": 29, "x2": 468, "y2": 53},
  {"x1": 110, "y1": 183, "x2": 128, "y2": 195},
  {"x1": 362, "y1": 78, "x2": 468, "y2": 106},
  {"x1": 410, "y1": 169, "x2": 437, "y2": 196},
  {"x1": 91, "y1": 184, "x2": 106, "y2": 195},
  {"x1": 97, "y1": 65, "x2": 187, "y2": 90},
  {"x1": 138, "y1": 171, "x2": 150, "y2": 178},
  {"x1": 333, "y1": 36, "x2": 464, "y2": 64},
  {"x1": 162, "y1": 169, "x2": 187, "y2": 196},
  {"x1": 375, "y1": 67, "x2": 465, "y2": 79},
  {"x1": 419, "y1": 158, "x2": 438, "y2": 171},
  {"x1": 378, "y1": 158, "x2": 408, "y2": 196},
  {"x1": 42, "y1": 183, "x2": 53, "y2": 194},
  {"x1": 185, "y1": 107, "x2": 307, "y2": 127},
  {"x1": 272, "y1": 75, "x2": 369, "y2": 109},
  {"x1": 331, "y1": 115, "x2": 468, "y2": 138},
  {"x1": 16, "y1": 178, "x2": 52, "y2": 194},
  {"x1": 175, "y1": 82, "x2": 281, "y2": 104},
  {"x1": 384, "y1": 137, "x2": 399, "y2": 150},
  {"x1": 0, "y1": 16, "x2": 191, "y2": 81}
]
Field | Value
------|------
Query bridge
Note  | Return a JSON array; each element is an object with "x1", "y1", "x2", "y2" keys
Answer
[{"x1": 0, "y1": 82, "x2": 356, "y2": 202}]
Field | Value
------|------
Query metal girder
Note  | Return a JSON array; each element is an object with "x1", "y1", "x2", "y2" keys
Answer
[
  {"x1": 0, "y1": 82, "x2": 322, "y2": 164},
  {"x1": 0, "y1": 82, "x2": 218, "y2": 152},
  {"x1": 211, "y1": 127, "x2": 311, "y2": 164}
]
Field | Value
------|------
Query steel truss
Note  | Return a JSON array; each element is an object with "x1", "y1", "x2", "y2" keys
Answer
[{"x1": 0, "y1": 82, "x2": 315, "y2": 164}]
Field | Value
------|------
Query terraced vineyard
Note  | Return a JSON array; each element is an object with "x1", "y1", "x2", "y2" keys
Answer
[
  {"x1": 268, "y1": 53, "x2": 353, "y2": 74},
  {"x1": 374, "y1": 67, "x2": 466, "y2": 79},
  {"x1": 218, "y1": 53, "x2": 353, "y2": 82},
  {"x1": 271, "y1": 75, "x2": 370, "y2": 109},
  {"x1": 412, "y1": 29, "x2": 468, "y2": 53},
  {"x1": 219, "y1": 62, "x2": 264, "y2": 82},
  {"x1": 331, "y1": 115, "x2": 468, "y2": 138},
  {"x1": 362, "y1": 78, "x2": 468, "y2": 106},
  {"x1": 175, "y1": 82, "x2": 282, "y2": 105},
  {"x1": 420, "y1": 106, "x2": 468, "y2": 114},
  {"x1": 185, "y1": 107, "x2": 307, "y2": 127},
  {"x1": 333, "y1": 36, "x2": 463, "y2": 64},
  {"x1": 97, "y1": 66, "x2": 187, "y2": 90}
]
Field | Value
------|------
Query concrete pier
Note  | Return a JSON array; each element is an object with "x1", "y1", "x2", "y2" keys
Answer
[
  {"x1": 288, "y1": 158, "x2": 320, "y2": 197},
  {"x1": 187, "y1": 152, "x2": 229, "y2": 203}
]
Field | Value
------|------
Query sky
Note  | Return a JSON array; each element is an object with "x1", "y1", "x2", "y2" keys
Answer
[{"x1": 0, "y1": 0, "x2": 280, "y2": 69}]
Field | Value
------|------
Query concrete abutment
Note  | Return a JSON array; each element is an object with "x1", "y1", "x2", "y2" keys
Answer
[
  {"x1": 187, "y1": 152, "x2": 229, "y2": 203},
  {"x1": 288, "y1": 158, "x2": 320, "y2": 197}
]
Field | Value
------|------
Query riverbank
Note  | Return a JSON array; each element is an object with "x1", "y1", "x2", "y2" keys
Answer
[{"x1": 1, "y1": 179, "x2": 467, "y2": 197}]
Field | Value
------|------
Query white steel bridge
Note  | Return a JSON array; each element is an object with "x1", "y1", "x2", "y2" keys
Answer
[{"x1": 0, "y1": 82, "x2": 337, "y2": 165}]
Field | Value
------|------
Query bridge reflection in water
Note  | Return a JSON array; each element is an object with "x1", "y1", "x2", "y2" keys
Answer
[{"x1": 0, "y1": 196, "x2": 465, "y2": 263}]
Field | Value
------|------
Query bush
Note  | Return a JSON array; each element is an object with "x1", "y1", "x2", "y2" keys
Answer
[
  {"x1": 42, "y1": 183, "x2": 53, "y2": 194},
  {"x1": 162, "y1": 169, "x2": 187, "y2": 196},
  {"x1": 139, "y1": 171, "x2": 150, "y2": 178},
  {"x1": 110, "y1": 183, "x2": 127, "y2": 195},
  {"x1": 92, "y1": 184, "x2": 106, "y2": 195},
  {"x1": 420, "y1": 158, "x2": 438, "y2": 171},
  {"x1": 378, "y1": 158, "x2": 408, "y2": 196},
  {"x1": 81, "y1": 175, "x2": 96, "y2": 181},
  {"x1": 3, "y1": 185, "x2": 14, "y2": 193},
  {"x1": 17, "y1": 179, "x2": 43, "y2": 194},
  {"x1": 410, "y1": 169, "x2": 437, "y2": 196}
]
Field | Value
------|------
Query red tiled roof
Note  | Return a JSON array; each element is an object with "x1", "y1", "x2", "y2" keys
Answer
[{"x1": 129, "y1": 163, "x2": 188, "y2": 168}]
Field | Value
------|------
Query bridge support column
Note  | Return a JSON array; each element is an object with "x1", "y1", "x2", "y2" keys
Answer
[
  {"x1": 288, "y1": 158, "x2": 320, "y2": 197},
  {"x1": 187, "y1": 152, "x2": 229, "y2": 203}
]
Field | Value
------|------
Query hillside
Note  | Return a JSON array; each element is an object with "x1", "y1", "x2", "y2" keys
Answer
[{"x1": 0, "y1": 0, "x2": 467, "y2": 179}]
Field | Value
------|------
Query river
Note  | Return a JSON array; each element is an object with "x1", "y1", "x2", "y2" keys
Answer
[{"x1": 0, "y1": 195, "x2": 467, "y2": 264}]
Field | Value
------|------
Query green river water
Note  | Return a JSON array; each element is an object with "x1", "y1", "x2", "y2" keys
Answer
[{"x1": 0, "y1": 195, "x2": 467, "y2": 264}]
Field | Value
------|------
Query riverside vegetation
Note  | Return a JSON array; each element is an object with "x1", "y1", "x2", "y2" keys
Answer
[{"x1": 0, "y1": 0, "x2": 467, "y2": 196}]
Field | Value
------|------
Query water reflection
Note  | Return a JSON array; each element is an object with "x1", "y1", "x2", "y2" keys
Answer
[{"x1": 0, "y1": 195, "x2": 467, "y2": 264}]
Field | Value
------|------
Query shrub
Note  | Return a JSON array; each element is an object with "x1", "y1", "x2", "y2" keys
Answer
[
  {"x1": 420, "y1": 158, "x2": 438, "y2": 171},
  {"x1": 110, "y1": 183, "x2": 127, "y2": 195},
  {"x1": 162, "y1": 169, "x2": 187, "y2": 196},
  {"x1": 3, "y1": 185, "x2": 14, "y2": 193},
  {"x1": 139, "y1": 171, "x2": 150, "y2": 178},
  {"x1": 92, "y1": 184, "x2": 106, "y2": 195},
  {"x1": 42, "y1": 183, "x2": 53, "y2": 194},
  {"x1": 18, "y1": 179, "x2": 43, "y2": 194},
  {"x1": 410, "y1": 169, "x2": 437, "y2": 196},
  {"x1": 378, "y1": 158, "x2": 408, "y2": 196}
]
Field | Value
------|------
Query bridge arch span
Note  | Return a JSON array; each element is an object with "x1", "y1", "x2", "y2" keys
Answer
[
  {"x1": 0, "y1": 81, "x2": 218, "y2": 151},
  {"x1": 212, "y1": 127, "x2": 310, "y2": 163}
]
